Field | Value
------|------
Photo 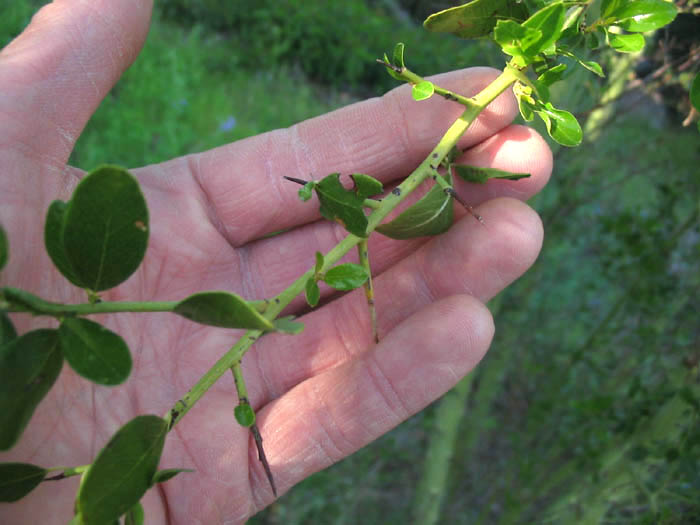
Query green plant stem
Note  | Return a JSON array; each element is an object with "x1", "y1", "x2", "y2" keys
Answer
[
  {"x1": 413, "y1": 373, "x2": 475, "y2": 525},
  {"x1": 357, "y1": 240, "x2": 378, "y2": 343},
  {"x1": 43, "y1": 464, "x2": 90, "y2": 481},
  {"x1": 1, "y1": 287, "x2": 177, "y2": 316},
  {"x1": 398, "y1": 66, "x2": 477, "y2": 107},
  {"x1": 164, "y1": 66, "x2": 520, "y2": 431},
  {"x1": 231, "y1": 361, "x2": 277, "y2": 495}
]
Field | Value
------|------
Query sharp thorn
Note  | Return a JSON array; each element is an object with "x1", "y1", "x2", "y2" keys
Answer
[
  {"x1": 283, "y1": 176, "x2": 309, "y2": 186},
  {"x1": 251, "y1": 424, "x2": 277, "y2": 497}
]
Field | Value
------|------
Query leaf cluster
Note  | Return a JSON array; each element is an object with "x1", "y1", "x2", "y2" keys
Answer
[{"x1": 422, "y1": 0, "x2": 678, "y2": 146}]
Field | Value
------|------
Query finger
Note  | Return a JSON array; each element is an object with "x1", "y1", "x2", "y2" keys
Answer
[
  {"x1": 221, "y1": 124, "x2": 551, "y2": 304},
  {"x1": 453, "y1": 124, "x2": 553, "y2": 204},
  {"x1": 248, "y1": 294, "x2": 495, "y2": 503},
  {"x1": 0, "y1": 0, "x2": 153, "y2": 164},
  {"x1": 248, "y1": 198, "x2": 543, "y2": 404},
  {"x1": 175, "y1": 67, "x2": 519, "y2": 246}
]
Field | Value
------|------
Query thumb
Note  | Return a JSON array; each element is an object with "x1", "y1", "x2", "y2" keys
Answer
[{"x1": 0, "y1": 0, "x2": 153, "y2": 164}]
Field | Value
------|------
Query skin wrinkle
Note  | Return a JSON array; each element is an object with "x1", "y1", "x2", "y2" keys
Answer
[
  {"x1": 288, "y1": 123, "x2": 317, "y2": 188},
  {"x1": 383, "y1": 87, "x2": 414, "y2": 168},
  {"x1": 306, "y1": 380, "x2": 350, "y2": 462},
  {"x1": 255, "y1": 131, "x2": 286, "y2": 240},
  {"x1": 364, "y1": 351, "x2": 410, "y2": 424},
  {"x1": 188, "y1": 153, "x2": 231, "y2": 246}
]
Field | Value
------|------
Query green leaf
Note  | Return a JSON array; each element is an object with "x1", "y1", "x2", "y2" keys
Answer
[
  {"x1": 690, "y1": 72, "x2": 700, "y2": 112},
  {"x1": 234, "y1": 403, "x2": 256, "y2": 427},
  {"x1": 423, "y1": 0, "x2": 527, "y2": 39},
  {"x1": 518, "y1": 95, "x2": 536, "y2": 121},
  {"x1": 174, "y1": 291, "x2": 274, "y2": 330},
  {"x1": 383, "y1": 52, "x2": 403, "y2": 81},
  {"x1": 0, "y1": 329, "x2": 63, "y2": 450},
  {"x1": 601, "y1": 0, "x2": 625, "y2": 18},
  {"x1": 0, "y1": 223, "x2": 7, "y2": 270},
  {"x1": 579, "y1": 59, "x2": 604, "y2": 77},
  {"x1": 44, "y1": 200, "x2": 81, "y2": 286},
  {"x1": 376, "y1": 175, "x2": 454, "y2": 239},
  {"x1": 77, "y1": 415, "x2": 167, "y2": 524},
  {"x1": 314, "y1": 251, "x2": 325, "y2": 274},
  {"x1": 493, "y1": 19, "x2": 542, "y2": 62},
  {"x1": 0, "y1": 462, "x2": 48, "y2": 502},
  {"x1": 151, "y1": 468, "x2": 194, "y2": 485},
  {"x1": 62, "y1": 165, "x2": 149, "y2": 292},
  {"x1": 605, "y1": 0, "x2": 677, "y2": 33},
  {"x1": 536, "y1": 104, "x2": 583, "y2": 146},
  {"x1": 272, "y1": 316, "x2": 305, "y2": 334},
  {"x1": 58, "y1": 318, "x2": 132, "y2": 386},
  {"x1": 299, "y1": 181, "x2": 315, "y2": 202},
  {"x1": 607, "y1": 31, "x2": 645, "y2": 53},
  {"x1": 392, "y1": 42, "x2": 405, "y2": 69},
  {"x1": 537, "y1": 63, "x2": 567, "y2": 87},
  {"x1": 0, "y1": 312, "x2": 17, "y2": 346},
  {"x1": 305, "y1": 278, "x2": 320, "y2": 307},
  {"x1": 520, "y1": 2, "x2": 566, "y2": 57},
  {"x1": 124, "y1": 502, "x2": 145, "y2": 525},
  {"x1": 412, "y1": 81, "x2": 435, "y2": 101},
  {"x1": 351, "y1": 173, "x2": 383, "y2": 198},
  {"x1": 514, "y1": 82, "x2": 536, "y2": 122},
  {"x1": 314, "y1": 173, "x2": 383, "y2": 238},
  {"x1": 453, "y1": 165, "x2": 531, "y2": 184},
  {"x1": 322, "y1": 263, "x2": 369, "y2": 291}
]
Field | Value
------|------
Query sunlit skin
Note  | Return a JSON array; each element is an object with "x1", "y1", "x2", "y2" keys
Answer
[{"x1": 0, "y1": 1, "x2": 552, "y2": 523}]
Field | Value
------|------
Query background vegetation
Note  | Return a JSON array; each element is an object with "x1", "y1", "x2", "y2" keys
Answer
[{"x1": 3, "y1": 1, "x2": 699, "y2": 523}]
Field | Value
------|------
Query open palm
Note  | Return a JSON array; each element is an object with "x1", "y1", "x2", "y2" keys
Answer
[{"x1": 0, "y1": 2, "x2": 552, "y2": 523}]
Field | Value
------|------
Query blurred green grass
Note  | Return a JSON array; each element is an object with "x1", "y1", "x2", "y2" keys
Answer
[{"x1": 3, "y1": 1, "x2": 699, "y2": 524}]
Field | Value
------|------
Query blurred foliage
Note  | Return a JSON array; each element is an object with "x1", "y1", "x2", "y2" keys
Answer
[
  {"x1": 2, "y1": 1, "x2": 699, "y2": 524},
  {"x1": 159, "y1": 0, "x2": 493, "y2": 95}
]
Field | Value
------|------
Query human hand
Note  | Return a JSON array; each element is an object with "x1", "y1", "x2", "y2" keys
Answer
[{"x1": 0, "y1": 1, "x2": 551, "y2": 523}]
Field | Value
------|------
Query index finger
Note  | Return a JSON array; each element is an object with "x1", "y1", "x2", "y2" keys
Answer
[{"x1": 177, "y1": 67, "x2": 519, "y2": 246}]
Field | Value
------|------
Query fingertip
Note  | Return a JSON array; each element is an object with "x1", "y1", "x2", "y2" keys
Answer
[
  {"x1": 479, "y1": 197, "x2": 545, "y2": 275},
  {"x1": 456, "y1": 124, "x2": 553, "y2": 203}
]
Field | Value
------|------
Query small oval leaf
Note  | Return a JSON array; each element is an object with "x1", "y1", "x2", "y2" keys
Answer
[
  {"x1": 412, "y1": 81, "x2": 435, "y2": 101},
  {"x1": 77, "y1": 415, "x2": 168, "y2": 524},
  {"x1": 537, "y1": 104, "x2": 583, "y2": 147},
  {"x1": 453, "y1": 165, "x2": 531, "y2": 184},
  {"x1": 314, "y1": 251, "x2": 325, "y2": 274},
  {"x1": 0, "y1": 223, "x2": 7, "y2": 270},
  {"x1": 272, "y1": 316, "x2": 305, "y2": 335},
  {"x1": 305, "y1": 279, "x2": 320, "y2": 307},
  {"x1": 63, "y1": 165, "x2": 149, "y2": 292},
  {"x1": 0, "y1": 462, "x2": 48, "y2": 502},
  {"x1": 322, "y1": 263, "x2": 369, "y2": 291},
  {"x1": 377, "y1": 176, "x2": 454, "y2": 239},
  {"x1": 58, "y1": 318, "x2": 132, "y2": 386},
  {"x1": 44, "y1": 200, "x2": 82, "y2": 286},
  {"x1": 174, "y1": 291, "x2": 274, "y2": 331},
  {"x1": 315, "y1": 173, "x2": 379, "y2": 238},
  {"x1": 0, "y1": 329, "x2": 63, "y2": 450},
  {"x1": 234, "y1": 404, "x2": 256, "y2": 427},
  {"x1": 607, "y1": 31, "x2": 645, "y2": 53},
  {"x1": 392, "y1": 42, "x2": 405, "y2": 69},
  {"x1": 151, "y1": 468, "x2": 194, "y2": 485}
]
